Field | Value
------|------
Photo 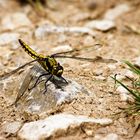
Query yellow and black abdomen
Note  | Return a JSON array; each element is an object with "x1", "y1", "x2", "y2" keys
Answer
[
  {"x1": 18, "y1": 39, "x2": 45, "y2": 60},
  {"x1": 18, "y1": 39, "x2": 50, "y2": 71},
  {"x1": 18, "y1": 39, "x2": 63, "y2": 75}
]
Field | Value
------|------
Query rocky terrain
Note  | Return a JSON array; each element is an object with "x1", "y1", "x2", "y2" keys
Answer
[{"x1": 0, "y1": 0, "x2": 140, "y2": 139}]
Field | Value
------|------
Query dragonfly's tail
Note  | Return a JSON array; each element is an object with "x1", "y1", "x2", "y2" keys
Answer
[{"x1": 19, "y1": 39, "x2": 45, "y2": 61}]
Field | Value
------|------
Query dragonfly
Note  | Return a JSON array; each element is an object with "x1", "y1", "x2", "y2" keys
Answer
[{"x1": 0, "y1": 39, "x2": 117, "y2": 105}]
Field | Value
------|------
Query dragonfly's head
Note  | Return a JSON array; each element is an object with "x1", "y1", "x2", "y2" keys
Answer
[
  {"x1": 46, "y1": 57, "x2": 63, "y2": 77},
  {"x1": 52, "y1": 63, "x2": 63, "y2": 76}
]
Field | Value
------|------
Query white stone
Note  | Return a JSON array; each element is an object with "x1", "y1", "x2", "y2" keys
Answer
[
  {"x1": 14, "y1": 65, "x2": 91, "y2": 113},
  {"x1": 85, "y1": 19, "x2": 115, "y2": 31},
  {"x1": 114, "y1": 74, "x2": 125, "y2": 81},
  {"x1": 0, "y1": 33, "x2": 20, "y2": 45},
  {"x1": 51, "y1": 44, "x2": 72, "y2": 54},
  {"x1": 72, "y1": 12, "x2": 90, "y2": 22},
  {"x1": 94, "y1": 133, "x2": 118, "y2": 140},
  {"x1": 18, "y1": 114, "x2": 112, "y2": 140},
  {"x1": 1, "y1": 12, "x2": 31, "y2": 30},
  {"x1": 94, "y1": 134, "x2": 103, "y2": 140},
  {"x1": 124, "y1": 70, "x2": 134, "y2": 79},
  {"x1": 95, "y1": 75, "x2": 106, "y2": 80},
  {"x1": 35, "y1": 24, "x2": 95, "y2": 39},
  {"x1": 107, "y1": 64, "x2": 117, "y2": 70},
  {"x1": 104, "y1": 4, "x2": 130, "y2": 20},
  {"x1": 55, "y1": 80, "x2": 90, "y2": 105},
  {"x1": 2, "y1": 121, "x2": 22, "y2": 134},
  {"x1": 134, "y1": 56, "x2": 140, "y2": 67},
  {"x1": 102, "y1": 133, "x2": 118, "y2": 140},
  {"x1": 80, "y1": 63, "x2": 90, "y2": 68},
  {"x1": 57, "y1": 34, "x2": 67, "y2": 43},
  {"x1": 0, "y1": 0, "x2": 7, "y2": 7},
  {"x1": 83, "y1": 35, "x2": 95, "y2": 46},
  {"x1": 116, "y1": 85, "x2": 130, "y2": 101}
]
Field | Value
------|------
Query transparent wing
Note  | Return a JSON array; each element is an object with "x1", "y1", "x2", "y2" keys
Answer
[
  {"x1": 53, "y1": 55, "x2": 117, "y2": 63},
  {"x1": 12, "y1": 65, "x2": 67, "y2": 107},
  {"x1": 0, "y1": 59, "x2": 37, "y2": 80},
  {"x1": 11, "y1": 65, "x2": 47, "y2": 106},
  {"x1": 51, "y1": 44, "x2": 117, "y2": 63},
  {"x1": 52, "y1": 43, "x2": 102, "y2": 56}
]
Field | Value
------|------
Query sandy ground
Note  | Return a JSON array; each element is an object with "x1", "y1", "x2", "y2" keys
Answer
[{"x1": 0, "y1": 0, "x2": 140, "y2": 139}]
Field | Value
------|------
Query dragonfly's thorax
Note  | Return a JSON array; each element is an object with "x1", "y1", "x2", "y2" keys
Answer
[{"x1": 44, "y1": 57, "x2": 63, "y2": 76}]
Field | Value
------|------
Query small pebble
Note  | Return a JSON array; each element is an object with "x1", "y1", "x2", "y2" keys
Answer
[
  {"x1": 134, "y1": 56, "x2": 140, "y2": 67},
  {"x1": 95, "y1": 75, "x2": 106, "y2": 81},
  {"x1": 124, "y1": 70, "x2": 134, "y2": 79},
  {"x1": 102, "y1": 133, "x2": 118, "y2": 140},
  {"x1": 85, "y1": 129, "x2": 94, "y2": 136},
  {"x1": 116, "y1": 85, "x2": 130, "y2": 101},
  {"x1": 0, "y1": 33, "x2": 20, "y2": 45},
  {"x1": 114, "y1": 74, "x2": 125, "y2": 81},
  {"x1": 2, "y1": 121, "x2": 22, "y2": 134},
  {"x1": 94, "y1": 134, "x2": 103, "y2": 140},
  {"x1": 0, "y1": 0, "x2": 7, "y2": 7},
  {"x1": 51, "y1": 44, "x2": 72, "y2": 54},
  {"x1": 85, "y1": 19, "x2": 115, "y2": 31},
  {"x1": 104, "y1": 4, "x2": 130, "y2": 20},
  {"x1": 83, "y1": 35, "x2": 95, "y2": 46},
  {"x1": 1, "y1": 12, "x2": 31, "y2": 30},
  {"x1": 107, "y1": 64, "x2": 117, "y2": 70},
  {"x1": 57, "y1": 34, "x2": 67, "y2": 43},
  {"x1": 72, "y1": 12, "x2": 90, "y2": 22},
  {"x1": 35, "y1": 24, "x2": 95, "y2": 39}
]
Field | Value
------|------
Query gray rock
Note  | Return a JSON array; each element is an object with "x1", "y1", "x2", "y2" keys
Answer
[
  {"x1": 0, "y1": 0, "x2": 8, "y2": 7},
  {"x1": 95, "y1": 133, "x2": 118, "y2": 140},
  {"x1": 0, "y1": 33, "x2": 20, "y2": 45},
  {"x1": 1, "y1": 12, "x2": 31, "y2": 30},
  {"x1": 102, "y1": 133, "x2": 118, "y2": 140},
  {"x1": 104, "y1": 4, "x2": 130, "y2": 20},
  {"x1": 124, "y1": 70, "x2": 134, "y2": 79},
  {"x1": 85, "y1": 4, "x2": 130, "y2": 32},
  {"x1": 51, "y1": 44, "x2": 72, "y2": 54},
  {"x1": 2, "y1": 121, "x2": 22, "y2": 134},
  {"x1": 134, "y1": 56, "x2": 140, "y2": 67},
  {"x1": 85, "y1": 19, "x2": 115, "y2": 31},
  {"x1": 116, "y1": 85, "x2": 130, "y2": 101},
  {"x1": 35, "y1": 24, "x2": 95, "y2": 39},
  {"x1": 14, "y1": 65, "x2": 91, "y2": 113}
]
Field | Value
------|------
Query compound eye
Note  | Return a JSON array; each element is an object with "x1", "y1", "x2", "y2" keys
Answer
[
  {"x1": 54, "y1": 67, "x2": 57, "y2": 70},
  {"x1": 57, "y1": 69, "x2": 63, "y2": 76}
]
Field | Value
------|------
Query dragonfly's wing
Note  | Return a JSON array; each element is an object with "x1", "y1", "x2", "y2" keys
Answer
[
  {"x1": 51, "y1": 49, "x2": 79, "y2": 56},
  {"x1": 53, "y1": 55, "x2": 117, "y2": 63},
  {"x1": 51, "y1": 44, "x2": 117, "y2": 63},
  {"x1": 10, "y1": 65, "x2": 46, "y2": 106},
  {"x1": 0, "y1": 59, "x2": 37, "y2": 80},
  {"x1": 11, "y1": 69, "x2": 34, "y2": 107},
  {"x1": 52, "y1": 44, "x2": 102, "y2": 56}
]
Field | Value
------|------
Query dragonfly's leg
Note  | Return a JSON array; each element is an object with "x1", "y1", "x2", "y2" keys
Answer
[
  {"x1": 42, "y1": 75, "x2": 53, "y2": 94},
  {"x1": 49, "y1": 76, "x2": 68, "y2": 92},
  {"x1": 33, "y1": 78, "x2": 51, "y2": 90},
  {"x1": 28, "y1": 73, "x2": 50, "y2": 91},
  {"x1": 60, "y1": 76, "x2": 68, "y2": 84},
  {"x1": 30, "y1": 78, "x2": 46, "y2": 89},
  {"x1": 49, "y1": 76, "x2": 68, "y2": 90}
]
